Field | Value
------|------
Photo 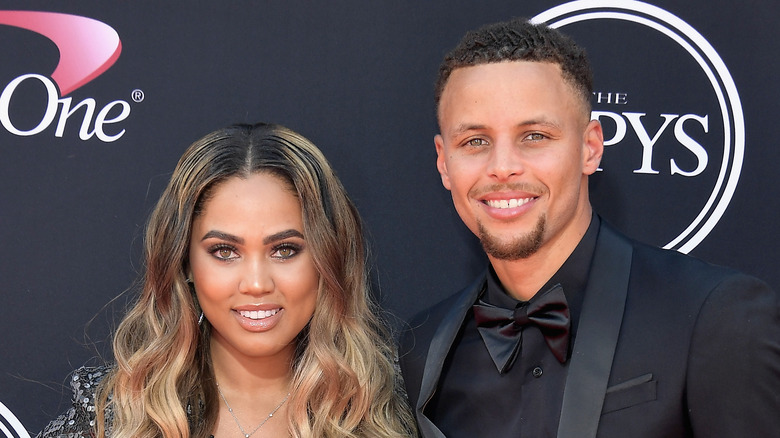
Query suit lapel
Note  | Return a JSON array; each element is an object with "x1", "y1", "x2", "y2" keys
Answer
[
  {"x1": 557, "y1": 222, "x2": 633, "y2": 438},
  {"x1": 416, "y1": 273, "x2": 486, "y2": 438}
]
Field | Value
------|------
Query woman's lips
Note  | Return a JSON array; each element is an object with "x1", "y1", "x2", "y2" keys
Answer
[
  {"x1": 232, "y1": 307, "x2": 283, "y2": 331},
  {"x1": 238, "y1": 309, "x2": 279, "y2": 320}
]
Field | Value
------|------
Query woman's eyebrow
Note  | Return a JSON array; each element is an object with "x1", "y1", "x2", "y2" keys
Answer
[
  {"x1": 201, "y1": 230, "x2": 243, "y2": 244},
  {"x1": 200, "y1": 229, "x2": 304, "y2": 244},
  {"x1": 263, "y1": 229, "x2": 304, "y2": 244}
]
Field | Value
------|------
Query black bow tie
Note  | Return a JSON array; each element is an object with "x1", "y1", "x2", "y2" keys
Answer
[{"x1": 472, "y1": 284, "x2": 570, "y2": 373}]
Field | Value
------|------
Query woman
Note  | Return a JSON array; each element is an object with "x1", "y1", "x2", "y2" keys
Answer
[{"x1": 38, "y1": 123, "x2": 416, "y2": 438}]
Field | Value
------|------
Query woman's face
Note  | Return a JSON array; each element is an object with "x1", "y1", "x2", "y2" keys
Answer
[{"x1": 189, "y1": 172, "x2": 319, "y2": 363}]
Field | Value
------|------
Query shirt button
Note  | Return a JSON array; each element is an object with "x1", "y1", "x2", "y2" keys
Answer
[{"x1": 532, "y1": 366, "x2": 543, "y2": 378}]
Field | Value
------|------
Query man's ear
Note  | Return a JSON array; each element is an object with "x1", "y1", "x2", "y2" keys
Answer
[
  {"x1": 582, "y1": 119, "x2": 604, "y2": 176},
  {"x1": 435, "y1": 134, "x2": 452, "y2": 190}
]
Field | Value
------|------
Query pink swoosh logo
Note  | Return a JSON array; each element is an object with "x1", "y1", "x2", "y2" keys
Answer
[{"x1": 0, "y1": 10, "x2": 121, "y2": 96}]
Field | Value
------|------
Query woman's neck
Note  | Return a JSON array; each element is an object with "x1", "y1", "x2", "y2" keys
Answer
[{"x1": 209, "y1": 337, "x2": 294, "y2": 394}]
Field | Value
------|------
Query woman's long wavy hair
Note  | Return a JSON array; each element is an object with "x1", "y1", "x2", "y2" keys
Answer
[{"x1": 95, "y1": 123, "x2": 416, "y2": 438}]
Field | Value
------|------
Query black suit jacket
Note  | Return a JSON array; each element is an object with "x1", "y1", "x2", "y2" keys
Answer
[{"x1": 399, "y1": 221, "x2": 780, "y2": 437}]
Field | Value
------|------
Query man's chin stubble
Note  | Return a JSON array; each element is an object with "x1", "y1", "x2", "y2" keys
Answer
[{"x1": 477, "y1": 214, "x2": 546, "y2": 260}]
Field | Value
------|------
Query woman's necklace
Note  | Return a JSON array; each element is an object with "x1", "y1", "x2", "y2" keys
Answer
[{"x1": 216, "y1": 382, "x2": 290, "y2": 438}]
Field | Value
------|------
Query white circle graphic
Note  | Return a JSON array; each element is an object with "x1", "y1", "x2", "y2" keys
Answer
[
  {"x1": 0, "y1": 401, "x2": 31, "y2": 438},
  {"x1": 533, "y1": 0, "x2": 744, "y2": 253}
]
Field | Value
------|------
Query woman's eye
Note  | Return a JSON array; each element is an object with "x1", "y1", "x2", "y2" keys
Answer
[
  {"x1": 273, "y1": 244, "x2": 300, "y2": 260},
  {"x1": 211, "y1": 246, "x2": 237, "y2": 260}
]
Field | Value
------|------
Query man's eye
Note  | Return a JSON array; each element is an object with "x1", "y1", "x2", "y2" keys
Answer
[
  {"x1": 465, "y1": 138, "x2": 488, "y2": 147},
  {"x1": 526, "y1": 133, "x2": 546, "y2": 141}
]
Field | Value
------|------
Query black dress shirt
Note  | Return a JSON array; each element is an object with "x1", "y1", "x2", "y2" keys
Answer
[{"x1": 427, "y1": 215, "x2": 599, "y2": 437}]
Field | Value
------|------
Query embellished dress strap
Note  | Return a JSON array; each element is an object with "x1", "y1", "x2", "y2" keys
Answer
[{"x1": 37, "y1": 366, "x2": 111, "y2": 438}]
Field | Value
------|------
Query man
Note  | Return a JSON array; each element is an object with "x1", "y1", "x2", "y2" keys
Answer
[{"x1": 399, "y1": 18, "x2": 780, "y2": 438}]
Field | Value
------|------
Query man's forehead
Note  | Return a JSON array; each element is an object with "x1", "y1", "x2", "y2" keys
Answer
[
  {"x1": 438, "y1": 61, "x2": 563, "y2": 110},
  {"x1": 437, "y1": 61, "x2": 586, "y2": 126}
]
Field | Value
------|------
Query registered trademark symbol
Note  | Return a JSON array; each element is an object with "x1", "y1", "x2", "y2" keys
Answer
[{"x1": 131, "y1": 89, "x2": 145, "y2": 103}]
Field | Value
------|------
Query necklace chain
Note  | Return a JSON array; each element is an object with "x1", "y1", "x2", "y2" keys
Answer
[{"x1": 216, "y1": 382, "x2": 290, "y2": 438}]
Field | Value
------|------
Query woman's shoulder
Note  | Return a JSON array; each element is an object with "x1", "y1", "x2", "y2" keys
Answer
[{"x1": 36, "y1": 365, "x2": 112, "y2": 438}]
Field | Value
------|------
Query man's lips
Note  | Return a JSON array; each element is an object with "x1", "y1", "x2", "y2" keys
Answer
[
  {"x1": 471, "y1": 183, "x2": 543, "y2": 209},
  {"x1": 477, "y1": 192, "x2": 539, "y2": 220}
]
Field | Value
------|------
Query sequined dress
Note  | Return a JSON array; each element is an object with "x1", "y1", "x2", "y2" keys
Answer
[
  {"x1": 36, "y1": 366, "x2": 111, "y2": 438},
  {"x1": 36, "y1": 367, "x2": 210, "y2": 438}
]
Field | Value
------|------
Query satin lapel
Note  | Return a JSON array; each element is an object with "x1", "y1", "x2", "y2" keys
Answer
[
  {"x1": 557, "y1": 223, "x2": 632, "y2": 438},
  {"x1": 416, "y1": 272, "x2": 486, "y2": 438}
]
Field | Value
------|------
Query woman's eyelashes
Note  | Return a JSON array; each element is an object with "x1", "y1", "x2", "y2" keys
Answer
[
  {"x1": 206, "y1": 242, "x2": 303, "y2": 261},
  {"x1": 208, "y1": 244, "x2": 239, "y2": 261},
  {"x1": 271, "y1": 242, "x2": 302, "y2": 260}
]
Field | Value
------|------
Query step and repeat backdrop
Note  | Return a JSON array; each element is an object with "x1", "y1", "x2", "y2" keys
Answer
[{"x1": 1, "y1": 0, "x2": 778, "y2": 434}]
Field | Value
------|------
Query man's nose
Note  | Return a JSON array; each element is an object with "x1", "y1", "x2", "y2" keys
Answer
[{"x1": 487, "y1": 140, "x2": 524, "y2": 180}]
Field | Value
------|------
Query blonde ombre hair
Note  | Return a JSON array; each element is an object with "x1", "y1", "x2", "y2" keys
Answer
[{"x1": 95, "y1": 123, "x2": 416, "y2": 437}]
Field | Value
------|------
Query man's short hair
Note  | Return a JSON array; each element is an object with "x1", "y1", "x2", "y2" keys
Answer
[{"x1": 435, "y1": 18, "x2": 593, "y2": 112}]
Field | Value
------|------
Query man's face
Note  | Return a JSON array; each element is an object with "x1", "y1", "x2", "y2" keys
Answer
[{"x1": 435, "y1": 61, "x2": 603, "y2": 260}]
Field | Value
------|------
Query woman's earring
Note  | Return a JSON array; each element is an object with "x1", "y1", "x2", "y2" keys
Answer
[{"x1": 187, "y1": 278, "x2": 203, "y2": 326}]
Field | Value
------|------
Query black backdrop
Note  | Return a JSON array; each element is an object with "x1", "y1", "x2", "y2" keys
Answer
[{"x1": 1, "y1": 1, "x2": 778, "y2": 434}]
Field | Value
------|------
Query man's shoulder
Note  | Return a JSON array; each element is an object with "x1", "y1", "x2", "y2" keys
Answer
[
  {"x1": 628, "y1": 237, "x2": 747, "y2": 286},
  {"x1": 605, "y1": 223, "x2": 772, "y2": 305},
  {"x1": 403, "y1": 273, "x2": 485, "y2": 338},
  {"x1": 406, "y1": 290, "x2": 466, "y2": 330},
  {"x1": 398, "y1": 272, "x2": 485, "y2": 360},
  {"x1": 397, "y1": 273, "x2": 486, "y2": 406}
]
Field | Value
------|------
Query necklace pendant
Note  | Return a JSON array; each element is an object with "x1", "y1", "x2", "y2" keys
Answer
[{"x1": 217, "y1": 382, "x2": 290, "y2": 438}]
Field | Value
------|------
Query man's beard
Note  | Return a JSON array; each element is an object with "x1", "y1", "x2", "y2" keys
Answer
[{"x1": 477, "y1": 214, "x2": 546, "y2": 260}]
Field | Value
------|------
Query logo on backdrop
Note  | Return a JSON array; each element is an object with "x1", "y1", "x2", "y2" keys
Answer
[
  {"x1": 533, "y1": 0, "x2": 744, "y2": 253},
  {"x1": 0, "y1": 401, "x2": 30, "y2": 438},
  {"x1": 0, "y1": 11, "x2": 138, "y2": 142}
]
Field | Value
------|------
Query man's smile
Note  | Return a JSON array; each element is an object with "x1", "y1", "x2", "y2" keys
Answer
[{"x1": 484, "y1": 197, "x2": 534, "y2": 209}]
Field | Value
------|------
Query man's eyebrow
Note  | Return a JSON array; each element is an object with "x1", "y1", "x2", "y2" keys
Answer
[
  {"x1": 520, "y1": 118, "x2": 562, "y2": 130},
  {"x1": 450, "y1": 123, "x2": 487, "y2": 137},
  {"x1": 263, "y1": 229, "x2": 304, "y2": 245}
]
